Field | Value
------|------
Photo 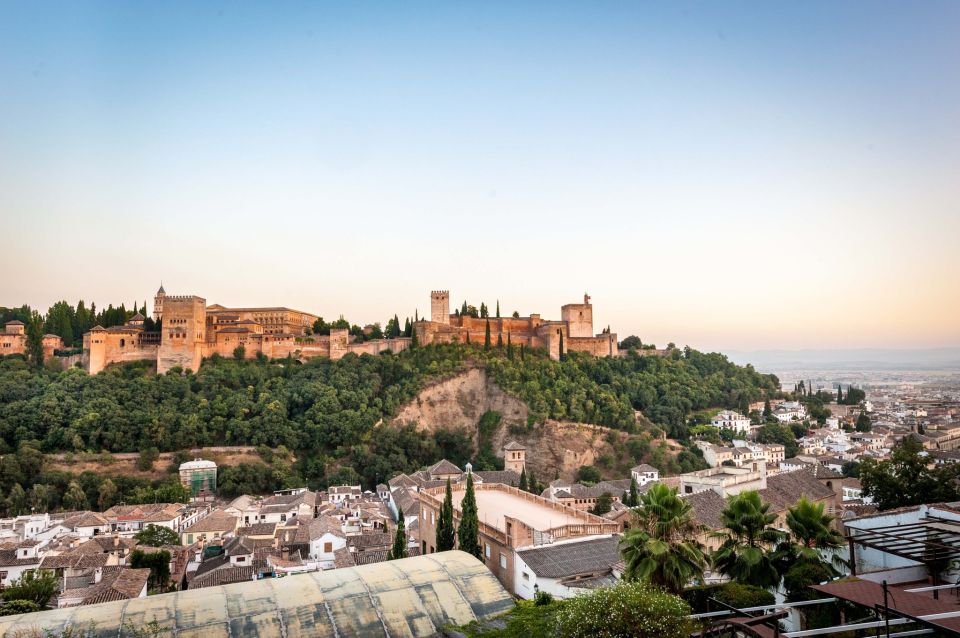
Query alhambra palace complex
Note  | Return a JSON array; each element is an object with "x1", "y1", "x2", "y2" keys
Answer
[{"x1": 67, "y1": 286, "x2": 621, "y2": 374}]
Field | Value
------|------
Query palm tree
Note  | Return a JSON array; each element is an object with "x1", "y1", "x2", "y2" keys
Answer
[
  {"x1": 774, "y1": 497, "x2": 846, "y2": 583},
  {"x1": 619, "y1": 483, "x2": 708, "y2": 594},
  {"x1": 712, "y1": 490, "x2": 784, "y2": 588}
]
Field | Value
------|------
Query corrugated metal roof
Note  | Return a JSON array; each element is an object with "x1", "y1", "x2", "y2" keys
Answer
[{"x1": 0, "y1": 550, "x2": 513, "y2": 637}]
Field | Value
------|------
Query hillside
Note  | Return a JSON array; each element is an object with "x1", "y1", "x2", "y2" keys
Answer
[{"x1": 0, "y1": 343, "x2": 779, "y2": 512}]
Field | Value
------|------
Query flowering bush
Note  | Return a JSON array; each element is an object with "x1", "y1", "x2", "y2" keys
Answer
[{"x1": 555, "y1": 581, "x2": 695, "y2": 638}]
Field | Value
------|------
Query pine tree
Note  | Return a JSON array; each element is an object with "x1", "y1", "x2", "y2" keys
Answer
[
  {"x1": 437, "y1": 479, "x2": 456, "y2": 552},
  {"x1": 518, "y1": 469, "x2": 528, "y2": 492},
  {"x1": 388, "y1": 510, "x2": 408, "y2": 560},
  {"x1": 496, "y1": 300, "x2": 500, "y2": 318},
  {"x1": 457, "y1": 473, "x2": 482, "y2": 559},
  {"x1": 484, "y1": 320, "x2": 491, "y2": 350}
]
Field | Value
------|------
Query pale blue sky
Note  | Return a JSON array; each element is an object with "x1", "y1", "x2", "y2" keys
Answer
[{"x1": 1, "y1": 2, "x2": 958, "y2": 350}]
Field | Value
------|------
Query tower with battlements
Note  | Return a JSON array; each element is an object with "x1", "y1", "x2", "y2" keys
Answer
[
  {"x1": 156, "y1": 295, "x2": 206, "y2": 374},
  {"x1": 430, "y1": 290, "x2": 450, "y2": 325}
]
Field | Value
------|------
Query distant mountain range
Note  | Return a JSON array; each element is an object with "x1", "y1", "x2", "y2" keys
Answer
[{"x1": 724, "y1": 347, "x2": 960, "y2": 371}]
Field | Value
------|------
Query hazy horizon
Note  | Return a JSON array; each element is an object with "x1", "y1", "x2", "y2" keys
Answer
[{"x1": 2, "y1": 2, "x2": 958, "y2": 351}]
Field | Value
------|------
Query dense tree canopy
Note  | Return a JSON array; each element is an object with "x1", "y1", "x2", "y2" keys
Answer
[{"x1": 0, "y1": 341, "x2": 779, "y2": 498}]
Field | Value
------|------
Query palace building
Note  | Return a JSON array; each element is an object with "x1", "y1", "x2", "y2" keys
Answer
[{"x1": 415, "y1": 291, "x2": 619, "y2": 360}]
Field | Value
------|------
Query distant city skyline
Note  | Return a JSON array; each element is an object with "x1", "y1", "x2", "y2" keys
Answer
[{"x1": 1, "y1": 2, "x2": 958, "y2": 352}]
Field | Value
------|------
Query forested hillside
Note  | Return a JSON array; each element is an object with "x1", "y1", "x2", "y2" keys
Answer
[{"x1": 0, "y1": 343, "x2": 780, "y2": 511}]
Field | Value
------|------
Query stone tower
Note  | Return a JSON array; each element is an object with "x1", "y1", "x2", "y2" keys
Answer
[
  {"x1": 156, "y1": 295, "x2": 206, "y2": 374},
  {"x1": 560, "y1": 293, "x2": 593, "y2": 338},
  {"x1": 503, "y1": 441, "x2": 526, "y2": 475},
  {"x1": 153, "y1": 284, "x2": 166, "y2": 322},
  {"x1": 430, "y1": 290, "x2": 450, "y2": 325}
]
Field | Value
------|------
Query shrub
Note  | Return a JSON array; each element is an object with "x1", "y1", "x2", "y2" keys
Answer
[
  {"x1": 713, "y1": 582, "x2": 776, "y2": 609},
  {"x1": 555, "y1": 581, "x2": 694, "y2": 638},
  {"x1": 0, "y1": 599, "x2": 41, "y2": 616}
]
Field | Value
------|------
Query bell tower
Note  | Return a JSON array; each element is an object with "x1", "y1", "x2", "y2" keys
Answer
[{"x1": 503, "y1": 441, "x2": 526, "y2": 474}]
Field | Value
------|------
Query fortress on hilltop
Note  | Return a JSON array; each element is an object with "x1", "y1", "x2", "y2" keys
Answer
[
  {"x1": 80, "y1": 286, "x2": 624, "y2": 374},
  {"x1": 416, "y1": 290, "x2": 619, "y2": 360},
  {"x1": 82, "y1": 285, "x2": 411, "y2": 374}
]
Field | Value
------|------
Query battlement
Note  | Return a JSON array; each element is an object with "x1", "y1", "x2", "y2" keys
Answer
[
  {"x1": 164, "y1": 295, "x2": 205, "y2": 303},
  {"x1": 430, "y1": 290, "x2": 449, "y2": 297}
]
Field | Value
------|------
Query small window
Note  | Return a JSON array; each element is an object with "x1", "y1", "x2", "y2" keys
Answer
[
  {"x1": 324, "y1": 542, "x2": 332, "y2": 553},
  {"x1": 522, "y1": 572, "x2": 529, "y2": 581},
  {"x1": 485, "y1": 544, "x2": 491, "y2": 559},
  {"x1": 500, "y1": 553, "x2": 507, "y2": 569}
]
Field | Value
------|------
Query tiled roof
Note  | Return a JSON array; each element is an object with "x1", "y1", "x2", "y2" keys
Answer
[
  {"x1": 236, "y1": 522, "x2": 277, "y2": 537},
  {"x1": 758, "y1": 468, "x2": 836, "y2": 512},
  {"x1": 474, "y1": 470, "x2": 520, "y2": 486},
  {"x1": 427, "y1": 459, "x2": 462, "y2": 476},
  {"x1": 333, "y1": 547, "x2": 355, "y2": 568},
  {"x1": 517, "y1": 536, "x2": 621, "y2": 578},
  {"x1": 503, "y1": 441, "x2": 526, "y2": 451},
  {"x1": 59, "y1": 568, "x2": 150, "y2": 606},
  {"x1": 182, "y1": 510, "x2": 237, "y2": 534},
  {"x1": 810, "y1": 464, "x2": 844, "y2": 479},
  {"x1": 0, "y1": 549, "x2": 41, "y2": 567},
  {"x1": 40, "y1": 552, "x2": 109, "y2": 570},
  {"x1": 682, "y1": 489, "x2": 726, "y2": 530},
  {"x1": 347, "y1": 531, "x2": 392, "y2": 551},
  {"x1": 631, "y1": 464, "x2": 658, "y2": 473},
  {"x1": 187, "y1": 565, "x2": 255, "y2": 589}
]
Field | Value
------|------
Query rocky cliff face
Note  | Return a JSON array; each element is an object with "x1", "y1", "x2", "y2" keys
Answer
[{"x1": 392, "y1": 368, "x2": 626, "y2": 481}]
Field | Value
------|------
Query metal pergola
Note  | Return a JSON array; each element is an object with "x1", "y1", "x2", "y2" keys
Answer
[{"x1": 849, "y1": 516, "x2": 960, "y2": 587}]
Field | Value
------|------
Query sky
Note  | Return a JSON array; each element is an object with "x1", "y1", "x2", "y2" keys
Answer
[{"x1": 1, "y1": 1, "x2": 958, "y2": 352}]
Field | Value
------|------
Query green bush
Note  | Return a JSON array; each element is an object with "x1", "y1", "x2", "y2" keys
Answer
[
  {"x1": 683, "y1": 582, "x2": 774, "y2": 613},
  {"x1": 0, "y1": 599, "x2": 41, "y2": 616},
  {"x1": 555, "y1": 581, "x2": 694, "y2": 638},
  {"x1": 714, "y1": 582, "x2": 775, "y2": 610}
]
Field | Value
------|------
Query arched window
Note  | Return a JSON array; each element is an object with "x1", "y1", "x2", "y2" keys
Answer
[{"x1": 120, "y1": 339, "x2": 125, "y2": 347}]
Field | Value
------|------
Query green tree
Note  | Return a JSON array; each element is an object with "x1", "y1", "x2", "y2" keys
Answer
[
  {"x1": 628, "y1": 477, "x2": 639, "y2": 507},
  {"x1": 457, "y1": 473, "x2": 481, "y2": 559},
  {"x1": 3, "y1": 570, "x2": 57, "y2": 606},
  {"x1": 576, "y1": 465, "x2": 601, "y2": 484},
  {"x1": 388, "y1": 509, "x2": 408, "y2": 560},
  {"x1": 836, "y1": 386, "x2": 843, "y2": 403},
  {"x1": 619, "y1": 483, "x2": 707, "y2": 594},
  {"x1": 755, "y1": 423, "x2": 799, "y2": 458},
  {"x1": 7, "y1": 483, "x2": 27, "y2": 515},
  {"x1": 137, "y1": 447, "x2": 160, "y2": 471},
  {"x1": 130, "y1": 548, "x2": 172, "y2": 591},
  {"x1": 591, "y1": 492, "x2": 613, "y2": 515},
  {"x1": 0, "y1": 600, "x2": 41, "y2": 616},
  {"x1": 63, "y1": 480, "x2": 88, "y2": 511},
  {"x1": 855, "y1": 412, "x2": 872, "y2": 432},
  {"x1": 495, "y1": 300, "x2": 500, "y2": 318},
  {"x1": 860, "y1": 436, "x2": 960, "y2": 510},
  {"x1": 484, "y1": 319, "x2": 491, "y2": 350},
  {"x1": 233, "y1": 345, "x2": 246, "y2": 360},
  {"x1": 774, "y1": 497, "x2": 845, "y2": 582},
  {"x1": 712, "y1": 490, "x2": 784, "y2": 588},
  {"x1": 135, "y1": 524, "x2": 180, "y2": 547},
  {"x1": 518, "y1": 468, "x2": 528, "y2": 492},
  {"x1": 506, "y1": 332, "x2": 514, "y2": 360},
  {"x1": 436, "y1": 478, "x2": 456, "y2": 552},
  {"x1": 26, "y1": 312, "x2": 45, "y2": 367},
  {"x1": 98, "y1": 478, "x2": 118, "y2": 510}
]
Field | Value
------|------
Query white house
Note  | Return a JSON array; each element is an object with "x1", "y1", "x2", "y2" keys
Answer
[
  {"x1": 328, "y1": 485, "x2": 362, "y2": 506},
  {"x1": 513, "y1": 536, "x2": 621, "y2": 600},
  {"x1": 630, "y1": 464, "x2": 659, "y2": 486},
  {"x1": 710, "y1": 411, "x2": 751, "y2": 435},
  {"x1": 0, "y1": 541, "x2": 43, "y2": 587}
]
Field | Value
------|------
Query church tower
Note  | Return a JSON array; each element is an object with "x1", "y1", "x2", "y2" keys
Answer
[
  {"x1": 153, "y1": 284, "x2": 165, "y2": 322},
  {"x1": 503, "y1": 441, "x2": 526, "y2": 475}
]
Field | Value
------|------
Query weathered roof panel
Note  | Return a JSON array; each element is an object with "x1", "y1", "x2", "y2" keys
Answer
[{"x1": 0, "y1": 551, "x2": 512, "y2": 637}]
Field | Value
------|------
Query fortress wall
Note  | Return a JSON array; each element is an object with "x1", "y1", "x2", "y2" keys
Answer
[
  {"x1": 566, "y1": 334, "x2": 618, "y2": 357},
  {"x1": 345, "y1": 337, "x2": 411, "y2": 358}
]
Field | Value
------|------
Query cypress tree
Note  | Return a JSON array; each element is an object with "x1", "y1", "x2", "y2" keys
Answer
[
  {"x1": 465, "y1": 332, "x2": 470, "y2": 345},
  {"x1": 629, "y1": 477, "x2": 639, "y2": 506},
  {"x1": 388, "y1": 510, "x2": 408, "y2": 560},
  {"x1": 763, "y1": 400, "x2": 772, "y2": 417},
  {"x1": 518, "y1": 469, "x2": 528, "y2": 492},
  {"x1": 527, "y1": 469, "x2": 539, "y2": 494},
  {"x1": 520, "y1": 343, "x2": 525, "y2": 361},
  {"x1": 622, "y1": 491, "x2": 630, "y2": 506},
  {"x1": 496, "y1": 300, "x2": 500, "y2": 318},
  {"x1": 506, "y1": 333, "x2": 513, "y2": 360},
  {"x1": 837, "y1": 385, "x2": 844, "y2": 403},
  {"x1": 558, "y1": 330, "x2": 564, "y2": 360},
  {"x1": 461, "y1": 301, "x2": 468, "y2": 316},
  {"x1": 484, "y1": 320, "x2": 491, "y2": 350},
  {"x1": 457, "y1": 473, "x2": 482, "y2": 559},
  {"x1": 26, "y1": 313, "x2": 44, "y2": 367},
  {"x1": 410, "y1": 325, "x2": 419, "y2": 349},
  {"x1": 496, "y1": 332, "x2": 503, "y2": 350},
  {"x1": 437, "y1": 479, "x2": 456, "y2": 552}
]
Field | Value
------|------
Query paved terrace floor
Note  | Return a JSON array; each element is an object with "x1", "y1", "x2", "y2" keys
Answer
[{"x1": 451, "y1": 489, "x2": 587, "y2": 533}]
